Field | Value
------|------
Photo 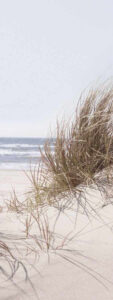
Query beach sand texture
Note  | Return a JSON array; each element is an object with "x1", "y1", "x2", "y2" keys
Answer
[{"x1": 0, "y1": 170, "x2": 113, "y2": 299}]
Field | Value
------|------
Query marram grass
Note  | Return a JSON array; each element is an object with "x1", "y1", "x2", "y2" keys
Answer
[
  {"x1": 8, "y1": 81, "x2": 113, "y2": 213},
  {"x1": 39, "y1": 82, "x2": 113, "y2": 201}
]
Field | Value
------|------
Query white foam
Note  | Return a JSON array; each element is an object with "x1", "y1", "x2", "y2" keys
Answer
[
  {"x1": 0, "y1": 149, "x2": 41, "y2": 157},
  {"x1": 0, "y1": 144, "x2": 54, "y2": 148},
  {"x1": 0, "y1": 162, "x2": 37, "y2": 170},
  {"x1": 0, "y1": 144, "x2": 39, "y2": 148}
]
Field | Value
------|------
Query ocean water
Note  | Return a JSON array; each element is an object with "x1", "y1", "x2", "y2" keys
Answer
[{"x1": 0, "y1": 137, "x2": 54, "y2": 170}]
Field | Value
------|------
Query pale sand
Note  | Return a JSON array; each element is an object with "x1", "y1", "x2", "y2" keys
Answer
[{"x1": 0, "y1": 170, "x2": 113, "y2": 299}]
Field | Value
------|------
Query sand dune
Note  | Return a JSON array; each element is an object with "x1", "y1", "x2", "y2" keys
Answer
[{"x1": 0, "y1": 170, "x2": 113, "y2": 299}]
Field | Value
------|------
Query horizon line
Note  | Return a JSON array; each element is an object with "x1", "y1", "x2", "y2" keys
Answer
[{"x1": 0, "y1": 136, "x2": 55, "y2": 139}]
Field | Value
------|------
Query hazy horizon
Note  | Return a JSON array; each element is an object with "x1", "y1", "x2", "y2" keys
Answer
[
  {"x1": 0, "y1": 0, "x2": 113, "y2": 137},
  {"x1": 0, "y1": 135, "x2": 51, "y2": 138}
]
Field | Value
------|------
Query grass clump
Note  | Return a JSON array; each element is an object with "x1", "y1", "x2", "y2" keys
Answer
[
  {"x1": 38, "y1": 82, "x2": 113, "y2": 205},
  {"x1": 7, "y1": 81, "x2": 113, "y2": 213}
]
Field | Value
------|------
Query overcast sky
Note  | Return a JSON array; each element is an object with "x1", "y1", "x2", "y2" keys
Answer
[{"x1": 0, "y1": 0, "x2": 113, "y2": 137}]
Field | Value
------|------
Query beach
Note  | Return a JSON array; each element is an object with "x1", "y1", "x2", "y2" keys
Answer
[
  {"x1": 0, "y1": 170, "x2": 113, "y2": 299},
  {"x1": 0, "y1": 169, "x2": 31, "y2": 208},
  {"x1": 0, "y1": 0, "x2": 113, "y2": 298}
]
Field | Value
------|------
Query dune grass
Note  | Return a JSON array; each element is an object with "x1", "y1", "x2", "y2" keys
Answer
[
  {"x1": 43, "y1": 87, "x2": 112, "y2": 181},
  {"x1": 0, "y1": 239, "x2": 36, "y2": 298},
  {"x1": 26, "y1": 82, "x2": 112, "y2": 211},
  {"x1": 7, "y1": 81, "x2": 113, "y2": 214}
]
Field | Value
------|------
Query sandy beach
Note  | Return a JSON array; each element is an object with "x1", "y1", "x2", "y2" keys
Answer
[
  {"x1": 0, "y1": 0, "x2": 113, "y2": 298},
  {"x1": 0, "y1": 170, "x2": 113, "y2": 299},
  {"x1": 0, "y1": 170, "x2": 31, "y2": 206}
]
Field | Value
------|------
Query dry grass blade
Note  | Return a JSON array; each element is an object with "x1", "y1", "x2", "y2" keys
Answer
[{"x1": 0, "y1": 239, "x2": 39, "y2": 299}]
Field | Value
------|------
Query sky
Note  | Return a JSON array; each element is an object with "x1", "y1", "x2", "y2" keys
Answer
[{"x1": 0, "y1": 0, "x2": 113, "y2": 137}]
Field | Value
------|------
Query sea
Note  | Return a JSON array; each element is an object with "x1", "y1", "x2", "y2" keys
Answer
[{"x1": 0, "y1": 137, "x2": 54, "y2": 170}]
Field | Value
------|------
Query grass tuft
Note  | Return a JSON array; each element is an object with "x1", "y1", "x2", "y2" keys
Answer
[
  {"x1": 7, "y1": 81, "x2": 113, "y2": 214},
  {"x1": 38, "y1": 82, "x2": 113, "y2": 204}
]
